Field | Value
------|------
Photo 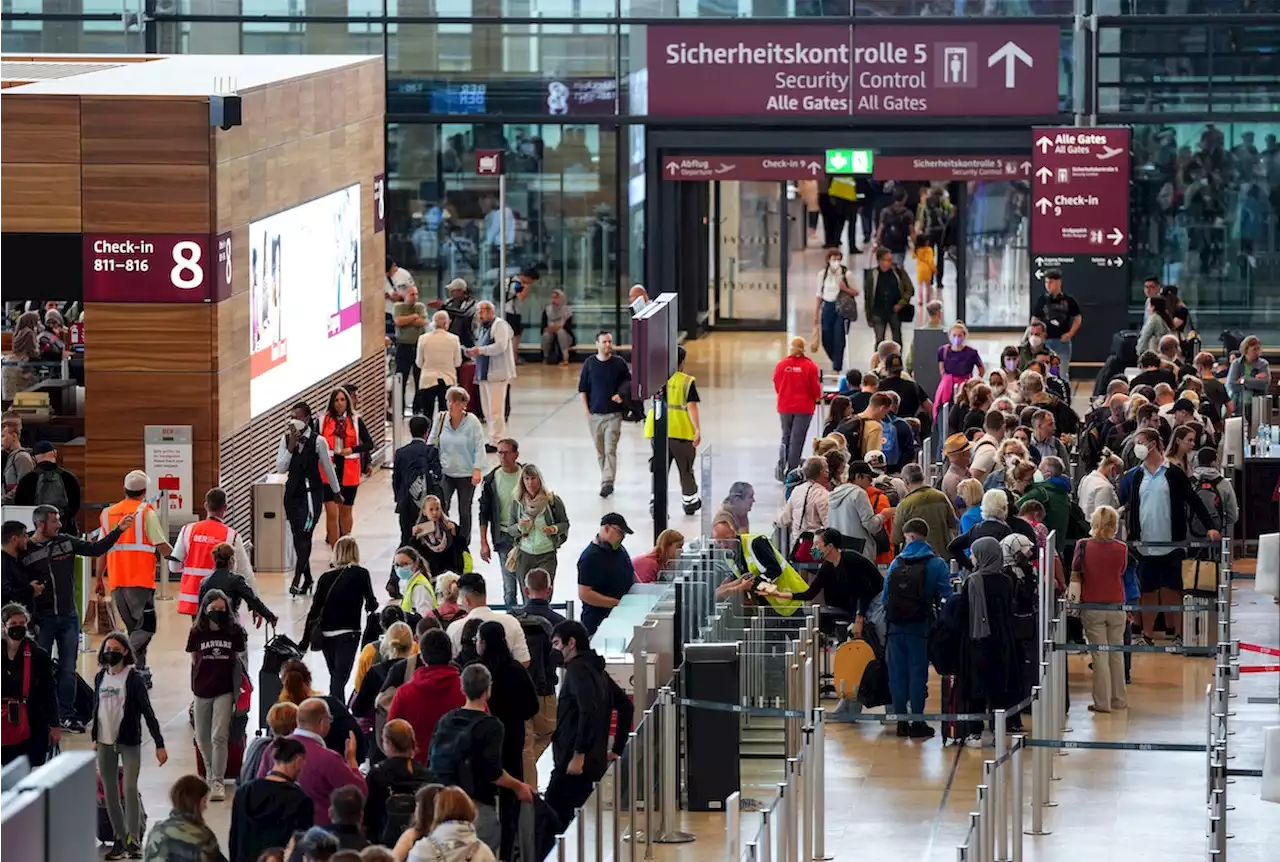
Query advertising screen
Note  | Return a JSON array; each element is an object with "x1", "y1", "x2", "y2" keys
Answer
[{"x1": 249, "y1": 185, "x2": 363, "y2": 418}]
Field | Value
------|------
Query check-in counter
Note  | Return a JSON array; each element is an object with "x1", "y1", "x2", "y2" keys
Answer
[{"x1": 592, "y1": 584, "x2": 678, "y2": 710}]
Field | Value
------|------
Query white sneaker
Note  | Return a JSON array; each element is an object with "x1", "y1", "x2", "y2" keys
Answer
[
  {"x1": 963, "y1": 734, "x2": 984, "y2": 748},
  {"x1": 209, "y1": 779, "x2": 225, "y2": 802}
]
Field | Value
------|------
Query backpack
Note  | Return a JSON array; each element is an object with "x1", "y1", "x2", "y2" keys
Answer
[
  {"x1": 881, "y1": 208, "x2": 910, "y2": 250},
  {"x1": 1190, "y1": 476, "x2": 1225, "y2": 539},
  {"x1": 380, "y1": 763, "x2": 433, "y2": 845},
  {"x1": 406, "y1": 415, "x2": 447, "y2": 511},
  {"x1": 878, "y1": 418, "x2": 899, "y2": 466},
  {"x1": 511, "y1": 610, "x2": 556, "y2": 694},
  {"x1": 863, "y1": 487, "x2": 892, "y2": 556},
  {"x1": 33, "y1": 469, "x2": 69, "y2": 512},
  {"x1": 871, "y1": 476, "x2": 901, "y2": 507},
  {"x1": 375, "y1": 651, "x2": 418, "y2": 752},
  {"x1": 922, "y1": 201, "x2": 950, "y2": 245},
  {"x1": 885, "y1": 559, "x2": 932, "y2": 624}
]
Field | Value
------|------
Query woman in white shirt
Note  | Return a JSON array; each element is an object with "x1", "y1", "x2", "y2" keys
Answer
[
  {"x1": 1077, "y1": 451, "x2": 1122, "y2": 519},
  {"x1": 416, "y1": 310, "x2": 463, "y2": 415},
  {"x1": 814, "y1": 248, "x2": 858, "y2": 373},
  {"x1": 93, "y1": 633, "x2": 168, "y2": 860}
]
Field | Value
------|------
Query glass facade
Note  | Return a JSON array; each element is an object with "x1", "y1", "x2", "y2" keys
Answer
[{"x1": 4, "y1": 2, "x2": 1279, "y2": 335}]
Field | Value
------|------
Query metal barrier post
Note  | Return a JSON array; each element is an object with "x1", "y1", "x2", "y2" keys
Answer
[
  {"x1": 812, "y1": 707, "x2": 830, "y2": 861},
  {"x1": 1011, "y1": 736, "x2": 1025, "y2": 860},
  {"x1": 655, "y1": 688, "x2": 694, "y2": 843},
  {"x1": 576, "y1": 807, "x2": 586, "y2": 862},
  {"x1": 760, "y1": 809, "x2": 773, "y2": 862},
  {"x1": 976, "y1": 784, "x2": 989, "y2": 862},
  {"x1": 612, "y1": 759, "x2": 622, "y2": 862},
  {"x1": 1053, "y1": 606, "x2": 1069, "y2": 743},
  {"x1": 594, "y1": 782, "x2": 604, "y2": 862},
  {"x1": 643, "y1": 710, "x2": 655, "y2": 859},
  {"x1": 1027, "y1": 686, "x2": 1049, "y2": 834},
  {"x1": 626, "y1": 730, "x2": 638, "y2": 860},
  {"x1": 726, "y1": 791, "x2": 741, "y2": 862},
  {"x1": 154, "y1": 490, "x2": 171, "y2": 601},
  {"x1": 775, "y1": 783, "x2": 788, "y2": 862},
  {"x1": 557, "y1": 834, "x2": 567, "y2": 862},
  {"x1": 390, "y1": 372, "x2": 405, "y2": 467},
  {"x1": 983, "y1": 761, "x2": 996, "y2": 862},
  {"x1": 994, "y1": 709, "x2": 1007, "y2": 861}
]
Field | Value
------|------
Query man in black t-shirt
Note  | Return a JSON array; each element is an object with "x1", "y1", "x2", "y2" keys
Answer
[
  {"x1": 1031, "y1": 270, "x2": 1082, "y2": 378},
  {"x1": 875, "y1": 188, "x2": 915, "y2": 266},
  {"x1": 877, "y1": 353, "x2": 932, "y2": 424},
  {"x1": 771, "y1": 528, "x2": 884, "y2": 639},
  {"x1": 1130, "y1": 351, "x2": 1177, "y2": 390}
]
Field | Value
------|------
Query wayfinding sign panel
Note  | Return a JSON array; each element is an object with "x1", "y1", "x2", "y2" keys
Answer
[
  {"x1": 1030, "y1": 127, "x2": 1131, "y2": 254},
  {"x1": 647, "y1": 24, "x2": 1059, "y2": 118},
  {"x1": 872, "y1": 155, "x2": 1030, "y2": 181},
  {"x1": 661, "y1": 155, "x2": 825, "y2": 181}
]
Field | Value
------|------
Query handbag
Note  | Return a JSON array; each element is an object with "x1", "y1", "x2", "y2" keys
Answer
[
  {"x1": 1, "y1": 643, "x2": 32, "y2": 747},
  {"x1": 306, "y1": 567, "x2": 352, "y2": 650},
  {"x1": 1181, "y1": 556, "x2": 1218, "y2": 593},
  {"x1": 830, "y1": 268, "x2": 859, "y2": 322},
  {"x1": 84, "y1": 594, "x2": 116, "y2": 636}
]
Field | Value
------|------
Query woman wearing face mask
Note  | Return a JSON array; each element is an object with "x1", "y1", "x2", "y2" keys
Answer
[
  {"x1": 1043, "y1": 352, "x2": 1070, "y2": 402},
  {"x1": 393, "y1": 546, "x2": 437, "y2": 619},
  {"x1": 1, "y1": 603, "x2": 59, "y2": 767},
  {"x1": 94, "y1": 632, "x2": 168, "y2": 860},
  {"x1": 988, "y1": 370, "x2": 1009, "y2": 400},
  {"x1": 1000, "y1": 347, "x2": 1021, "y2": 378},
  {"x1": 935, "y1": 322, "x2": 984, "y2": 420},
  {"x1": 814, "y1": 249, "x2": 858, "y2": 372},
  {"x1": 187, "y1": 589, "x2": 247, "y2": 803}
]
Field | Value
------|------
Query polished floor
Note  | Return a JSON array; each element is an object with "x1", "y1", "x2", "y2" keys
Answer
[{"x1": 58, "y1": 244, "x2": 1279, "y2": 861}]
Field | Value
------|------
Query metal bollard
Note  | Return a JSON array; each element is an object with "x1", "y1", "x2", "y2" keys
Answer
[
  {"x1": 576, "y1": 807, "x2": 586, "y2": 862},
  {"x1": 655, "y1": 689, "x2": 694, "y2": 843},
  {"x1": 726, "y1": 791, "x2": 741, "y2": 862},
  {"x1": 557, "y1": 833, "x2": 567, "y2": 862},
  {"x1": 612, "y1": 759, "x2": 622, "y2": 862},
  {"x1": 594, "y1": 782, "x2": 604, "y2": 862},
  {"x1": 775, "y1": 783, "x2": 789, "y2": 862},
  {"x1": 1027, "y1": 687, "x2": 1050, "y2": 834},
  {"x1": 1011, "y1": 736, "x2": 1026, "y2": 858},
  {"x1": 982, "y1": 761, "x2": 996, "y2": 862},
  {"x1": 643, "y1": 710, "x2": 655, "y2": 859},
  {"x1": 627, "y1": 731, "x2": 638, "y2": 860},
  {"x1": 994, "y1": 709, "x2": 1007, "y2": 862},
  {"x1": 976, "y1": 784, "x2": 989, "y2": 862},
  {"x1": 812, "y1": 707, "x2": 831, "y2": 861},
  {"x1": 760, "y1": 809, "x2": 773, "y2": 862}
]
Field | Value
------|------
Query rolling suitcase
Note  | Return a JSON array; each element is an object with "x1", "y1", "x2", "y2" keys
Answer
[
  {"x1": 194, "y1": 715, "x2": 248, "y2": 781},
  {"x1": 259, "y1": 626, "x2": 302, "y2": 730},
  {"x1": 940, "y1": 673, "x2": 965, "y2": 745},
  {"x1": 458, "y1": 360, "x2": 481, "y2": 417}
]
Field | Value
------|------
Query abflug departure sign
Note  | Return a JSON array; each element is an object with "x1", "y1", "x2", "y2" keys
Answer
[{"x1": 649, "y1": 25, "x2": 1060, "y2": 118}]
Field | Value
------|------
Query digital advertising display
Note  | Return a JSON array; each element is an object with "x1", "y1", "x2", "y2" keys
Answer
[{"x1": 249, "y1": 184, "x2": 363, "y2": 418}]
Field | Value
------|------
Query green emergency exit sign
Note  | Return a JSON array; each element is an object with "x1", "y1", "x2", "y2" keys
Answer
[{"x1": 825, "y1": 149, "x2": 874, "y2": 175}]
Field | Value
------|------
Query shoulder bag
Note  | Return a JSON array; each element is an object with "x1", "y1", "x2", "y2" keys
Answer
[
  {"x1": 832, "y1": 267, "x2": 859, "y2": 322},
  {"x1": 305, "y1": 566, "x2": 351, "y2": 651}
]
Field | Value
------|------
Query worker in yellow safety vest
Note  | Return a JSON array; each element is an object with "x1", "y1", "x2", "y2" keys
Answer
[
  {"x1": 170, "y1": 487, "x2": 254, "y2": 617},
  {"x1": 707, "y1": 516, "x2": 806, "y2": 617},
  {"x1": 644, "y1": 345, "x2": 702, "y2": 515},
  {"x1": 397, "y1": 548, "x2": 438, "y2": 618},
  {"x1": 94, "y1": 470, "x2": 172, "y2": 683}
]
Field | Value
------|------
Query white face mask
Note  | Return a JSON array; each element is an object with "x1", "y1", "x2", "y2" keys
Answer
[
  {"x1": 1004, "y1": 454, "x2": 1018, "y2": 470},
  {"x1": 828, "y1": 261, "x2": 841, "y2": 272},
  {"x1": 1133, "y1": 443, "x2": 1150, "y2": 460},
  {"x1": 1033, "y1": 470, "x2": 1045, "y2": 483},
  {"x1": 1029, "y1": 335, "x2": 1045, "y2": 349}
]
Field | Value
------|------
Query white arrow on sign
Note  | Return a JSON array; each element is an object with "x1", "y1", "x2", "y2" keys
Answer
[
  {"x1": 987, "y1": 41, "x2": 1033, "y2": 88},
  {"x1": 1020, "y1": 161, "x2": 1032, "y2": 175},
  {"x1": 1108, "y1": 227, "x2": 1124, "y2": 246},
  {"x1": 808, "y1": 161, "x2": 823, "y2": 176},
  {"x1": 1035, "y1": 197, "x2": 1053, "y2": 215},
  {"x1": 1035, "y1": 166, "x2": 1053, "y2": 183},
  {"x1": 1113, "y1": 257, "x2": 1124, "y2": 266},
  {"x1": 1035, "y1": 269, "x2": 1045, "y2": 279},
  {"x1": 1036, "y1": 136, "x2": 1054, "y2": 154},
  {"x1": 1034, "y1": 257, "x2": 1045, "y2": 265},
  {"x1": 666, "y1": 162, "x2": 679, "y2": 175}
]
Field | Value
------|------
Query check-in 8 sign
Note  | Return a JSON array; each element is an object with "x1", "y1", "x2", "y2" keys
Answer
[{"x1": 825, "y1": 149, "x2": 874, "y2": 175}]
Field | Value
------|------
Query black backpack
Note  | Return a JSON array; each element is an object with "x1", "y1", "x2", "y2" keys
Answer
[
  {"x1": 511, "y1": 610, "x2": 557, "y2": 696},
  {"x1": 1190, "y1": 476, "x2": 1225, "y2": 539},
  {"x1": 380, "y1": 764, "x2": 433, "y2": 845},
  {"x1": 405, "y1": 416, "x2": 446, "y2": 511},
  {"x1": 922, "y1": 201, "x2": 950, "y2": 245},
  {"x1": 34, "y1": 469, "x2": 70, "y2": 513},
  {"x1": 885, "y1": 559, "x2": 932, "y2": 624},
  {"x1": 881, "y1": 208, "x2": 910, "y2": 250}
]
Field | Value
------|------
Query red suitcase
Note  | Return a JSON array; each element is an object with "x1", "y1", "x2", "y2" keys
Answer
[
  {"x1": 458, "y1": 360, "x2": 480, "y2": 417},
  {"x1": 940, "y1": 674, "x2": 965, "y2": 745},
  {"x1": 195, "y1": 735, "x2": 246, "y2": 781}
]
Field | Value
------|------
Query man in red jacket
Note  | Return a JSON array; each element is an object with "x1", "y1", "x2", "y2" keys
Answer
[
  {"x1": 773, "y1": 336, "x2": 822, "y2": 473},
  {"x1": 386, "y1": 629, "x2": 465, "y2": 763}
]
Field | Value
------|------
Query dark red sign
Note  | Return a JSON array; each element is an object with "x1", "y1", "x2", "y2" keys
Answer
[
  {"x1": 475, "y1": 150, "x2": 504, "y2": 176},
  {"x1": 873, "y1": 155, "x2": 1031, "y2": 181},
  {"x1": 214, "y1": 231, "x2": 233, "y2": 302},
  {"x1": 646, "y1": 24, "x2": 1059, "y2": 118},
  {"x1": 373, "y1": 173, "x2": 386, "y2": 234},
  {"x1": 662, "y1": 155, "x2": 825, "y2": 181},
  {"x1": 546, "y1": 78, "x2": 617, "y2": 116},
  {"x1": 83, "y1": 234, "x2": 213, "y2": 302},
  {"x1": 69, "y1": 322, "x2": 85, "y2": 347},
  {"x1": 1030, "y1": 127, "x2": 1131, "y2": 254}
]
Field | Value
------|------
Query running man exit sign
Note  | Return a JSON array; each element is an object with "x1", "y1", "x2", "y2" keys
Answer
[{"x1": 825, "y1": 149, "x2": 874, "y2": 175}]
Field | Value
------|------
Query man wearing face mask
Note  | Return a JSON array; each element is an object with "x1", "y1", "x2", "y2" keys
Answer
[
  {"x1": 1017, "y1": 321, "x2": 1049, "y2": 372},
  {"x1": 1, "y1": 602, "x2": 60, "y2": 766},
  {"x1": 1, "y1": 521, "x2": 38, "y2": 613},
  {"x1": 1118, "y1": 429, "x2": 1221, "y2": 646},
  {"x1": 1031, "y1": 270, "x2": 1083, "y2": 378},
  {"x1": 576, "y1": 514, "x2": 636, "y2": 636}
]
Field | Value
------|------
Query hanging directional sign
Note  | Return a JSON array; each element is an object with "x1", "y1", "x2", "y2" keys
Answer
[
  {"x1": 1030, "y1": 127, "x2": 1131, "y2": 255},
  {"x1": 824, "y1": 149, "x2": 874, "y2": 175},
  {"x1": 661, "y1": 155, "x2": 825, "y2": 181}
]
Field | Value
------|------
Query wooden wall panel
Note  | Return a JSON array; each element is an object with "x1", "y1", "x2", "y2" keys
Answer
[
  {"x1": 84, "y1": 370, "x2": 216, "y2": 443},
  {"x1": 0, "y1": 95, "x2": 80, "y2": 163},
  {"x1": 80, "y1": 98, "x2": 211, "y2": 165},
  {"x1": 82, "y1": 304, "x2": 215, "y2": 373},
  {"x1": 85, "y1": 439, "x2": 216, "y2": 515},
  {"x1": 214, "y1": 291, "x2": 249, "y2": 373},
  {"x1": 82, "y1": 164, "x2": 211, "y2": 233},
  {"x1": 0, "y1": 164, "x2": 81, "y2": 232}
]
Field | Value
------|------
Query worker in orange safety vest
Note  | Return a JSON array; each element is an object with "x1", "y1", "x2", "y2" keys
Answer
[
  {"x1": 170, "y1": 487, "x2": 257, "y2": 618},
  {"x1": 94, "y1": 470, "x2": 172, "y2": 684}
]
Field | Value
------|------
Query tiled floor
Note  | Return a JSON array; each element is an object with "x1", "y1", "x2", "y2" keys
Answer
[{"x1": 58, "y1": 245, "x2": 1280, "y2": 860}]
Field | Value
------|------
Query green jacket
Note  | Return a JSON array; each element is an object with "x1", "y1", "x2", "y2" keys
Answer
[
  {"x1": 891, "y1": 486, "x2": 958, "y2": 561},
  {"x1": 1017, "y1": 478, "x2": 1087, "y2": 552},
  {"x1": 863, "y1": 266, "x2": 915, "y2": 323},
  {"x1": 142, "y1": 811, "x2": 228, "y2": 862}
]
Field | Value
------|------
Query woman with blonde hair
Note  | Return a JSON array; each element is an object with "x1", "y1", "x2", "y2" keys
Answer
[
  {"x1": 429, "y1": 386, "x2": 487, "y2": 551},
  {"x1": 432, "y1": 573, "x2": 467, "y2": 626},
  {"x1": 957, "y1": 478, "x2": 985, "y2": 533},
  {"x1": 409, "y1": 786, "x2": 498, "y2": 862},
  {"x1": 632, "y1": 529, "x2": 684, "y2": 584},
  {"x1": 774, "y1": 336, "x2": 822, "y2": 474},
  {"x1": 507, "y1": 463, "x2": 569, "y2": 591},
  {"x1": 935, "y1": 321, "x2": 984, "y2": 421},
  {"x1": 299, "y1": 536, "x2": 377, "y2": 701},
  {"x1": 412, "y1": 494, "x2": 465, "y2": 577},
  {"x1": 1070, "y1": 505, "x2": 1128, "y2": 713}
]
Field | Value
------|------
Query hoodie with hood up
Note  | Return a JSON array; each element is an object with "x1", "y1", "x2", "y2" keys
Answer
[
  {"x1": 388, "y1": 663, "x2": 466, "y2": 763},
  {"x1": 229, "y1": 775, "x2": 314, "y2": 862},
  {"x1": 827, "y1": 483, "x2": 883, "y2": 553},
  {"x1": 552, "y1": 648, "x2": 634, "y2": 780},
  {"x1": 882, "y1": 539, "x2": 953, "y2": 637}
]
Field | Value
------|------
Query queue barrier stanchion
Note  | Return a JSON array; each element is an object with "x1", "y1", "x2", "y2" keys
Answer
[
  {"x1": 654, "y1": 687, "x2": 695, "y2": 844},
  {"x1": 726, "y1": 791, "x2": 741, "y2": 862}
]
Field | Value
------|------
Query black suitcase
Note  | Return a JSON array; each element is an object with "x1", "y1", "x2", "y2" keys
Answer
[
  {"x1": 1110, "y1": 330, "x2": 1139, "y2": 367},
  {"x1": 940, "y1": 674, "x2": 965, "y2": 745},
  {"x1": 258, "y1": 626, "x2": 302, "y2": 730}
]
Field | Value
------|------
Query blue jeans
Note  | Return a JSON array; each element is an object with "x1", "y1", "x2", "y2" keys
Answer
[
  {"x1": 1046, "y1": 338, "x2": 1072, "y2": 378},
  {"x1": 819, "y1": 300, "x2": 847, "y2": 372},
  {"x1": 887, "y1": 630, "x2": 929, "y2": 718},
  {"x1": 35, "y1": 612, "x2": 79, "y2": 720}
]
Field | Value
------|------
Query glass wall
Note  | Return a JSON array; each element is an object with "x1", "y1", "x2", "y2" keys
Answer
[
  {"x1": 387, "y1": 122, "x2": 622, "y2": 338},
  {"x1": 963, "y1": 180, "x2": 1031, "y2": 328}
]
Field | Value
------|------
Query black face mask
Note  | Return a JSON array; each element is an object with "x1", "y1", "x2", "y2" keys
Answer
[
  {"x1": 6, "y1": 626, "x2": 26, "y2": 642},
  {"x1": 209, "y1": 610, "x2": 231, "y2": 627},
  {"x1": 103, "y1": 651, "x2": 125, "y2": 667}
]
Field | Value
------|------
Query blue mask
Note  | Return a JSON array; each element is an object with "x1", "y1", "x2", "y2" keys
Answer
[{"x1": 395, "y1": 566, "x2": 413, "y2": 581}]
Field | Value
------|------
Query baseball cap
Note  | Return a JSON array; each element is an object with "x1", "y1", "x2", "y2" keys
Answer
[
  {"x1": 124, "y1": 470, "x2": 149, "y2": 492},
  {"x1": 849, "y1": 460, "x2": 874, "y2": 478},
  {"x1": 942, "y1": 433, "x2": 972, "y2": 457},
  {"x1": 600, "y1": 513, "x2": 634, "y2": 535},
  {"x1": 864, "y1": 450, "x2": 886, "y2": 472},
  {"x1": 30, "y1": 441, "x2": 56, "y2": 456}
]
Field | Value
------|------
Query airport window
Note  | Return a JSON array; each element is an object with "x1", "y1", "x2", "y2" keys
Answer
[{"x1": 386, "y1": 122, "x2": 622, "y2": 341}]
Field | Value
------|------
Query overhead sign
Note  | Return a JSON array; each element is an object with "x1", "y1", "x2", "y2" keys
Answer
[
  {"x1": 144, "y1": 425, "x2": 194, "y2": 524},
  {"x1": 83, "y1": 234, "x2": 212, "y2": 302},
  {"x1": 1030, "y1": 126, "x2": 1131, "y2": 254},
  {"x1": 475, "y1": 149, "x2": 504, "y2": 176},
  {"x1": 647, "y1": 24, "x2": 1060, "y2": 118},
  {"x1": 546, "y1": 78, "x2": 618, "y2": 115},
  {"x1": 661, "y1": 155, "x2": 825, "y2": 181},
  {"x1": 214, "y1": 231, "x2": 233, "y2": 302},
  {"x1": 372, "y1": 173, "x2": 386, "y2": 234},
  {"x1": 873, "y1": 155, "x2": 1030, "y2": 181},
  {"x1": 825, "y1": 149, "x2": 874, "y2": 175}
]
